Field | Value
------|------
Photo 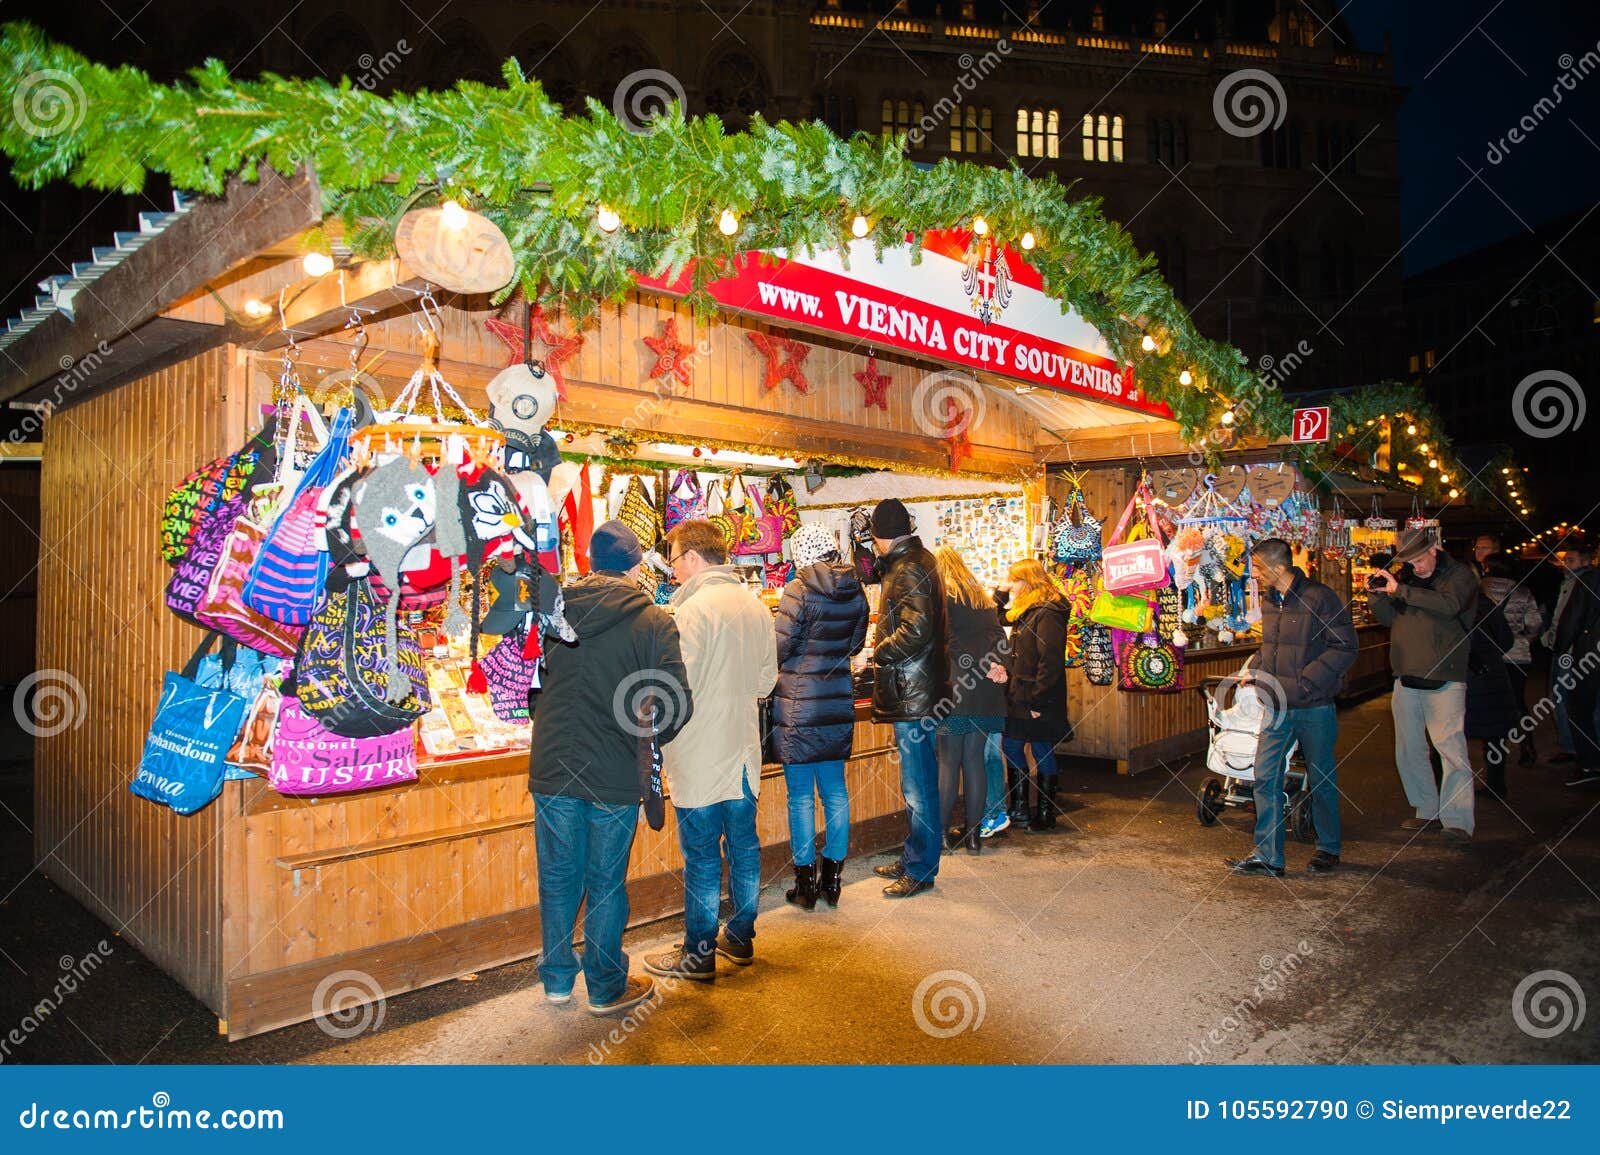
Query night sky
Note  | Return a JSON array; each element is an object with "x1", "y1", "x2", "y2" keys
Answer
[{"x1": 1343, "y1": 0, "x2": 1600, "y2": 274}]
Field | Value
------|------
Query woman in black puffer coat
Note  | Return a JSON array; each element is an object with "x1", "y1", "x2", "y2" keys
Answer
[
  {"x1": 772, "y1": 523, "x2": 870, "y2": 908},
  {"x1": 1001, "y1": 559, "x2": 1072, "y2": 832}
]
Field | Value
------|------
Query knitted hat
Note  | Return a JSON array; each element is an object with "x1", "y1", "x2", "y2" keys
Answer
[
  {"x1": 790, "y1": 522, "x2": 841, "y2": 569},
  {"x1": 589, "y1": 519, "x2": 643, "y2": 573},
  {"x1": 870, "y1": 497, "x2": 913, "y2": 539},
  {"x1": 352, "y1": 460, "x2": 437, "y2": 704}
]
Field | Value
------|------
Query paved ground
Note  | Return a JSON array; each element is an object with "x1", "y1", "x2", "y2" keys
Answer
[{"x1": 1, "y1": 689, "x2": 1597, "y2": 1065}]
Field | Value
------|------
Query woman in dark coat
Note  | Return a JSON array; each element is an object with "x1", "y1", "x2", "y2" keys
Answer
[
  {"x1": 934, "y1": 547, "x2": 1010, "y2": 854},
  {"x1": 1466, "y1": 577, "x2": 1519, "y2": 798},
  {"x1": 1001, "y1": 559, "x2": 1072, "y2": 832},
  {"x1": 772, "y1": 522, "x2": 869, "y2": 908}
]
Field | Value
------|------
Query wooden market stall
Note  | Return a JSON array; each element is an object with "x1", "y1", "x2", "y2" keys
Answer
[{"x1": 4, "y1": 169, "x2": 1207, "y2": 1038}]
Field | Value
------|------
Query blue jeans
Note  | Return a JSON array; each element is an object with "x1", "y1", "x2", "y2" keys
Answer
[
  {"x1": 894, "y1": 721, "x2": 942, "y2": 882},
  {"x1": 784, "y1": 760, "x2": 850, "y2": 865},
  {"x1": 1252, "y1": 702, "x2": 1340, "y2": 870},
  {"x1": 533, "y1": 792, "x2": 640, "y2": 1005},
  {"x1": 983, "y1": 732, "x2": 1006, "y2": 822},
  {"x1": 1002, "y1": 737, "x2": 1059, "y2": 779},
  {"x1": 674, "y1": 774, "x2": 761, "y2": 956}
]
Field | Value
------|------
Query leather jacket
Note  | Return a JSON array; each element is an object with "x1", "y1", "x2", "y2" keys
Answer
[{"x1": 870, "y1": 536, "x2": 951, "y2": 721}]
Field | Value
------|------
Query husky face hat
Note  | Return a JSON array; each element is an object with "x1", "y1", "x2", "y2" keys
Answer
[{"x1": 353, "y1": 460, "x2": 437, "y2": 703}]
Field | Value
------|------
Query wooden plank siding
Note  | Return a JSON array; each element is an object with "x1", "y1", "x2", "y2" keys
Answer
[{"x1": 33, "y1": 345, "x2": 246, "y2": 1013}]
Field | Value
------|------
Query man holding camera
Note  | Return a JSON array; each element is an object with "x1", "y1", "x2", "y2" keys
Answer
[{"x1": 1369, "y1": 528, "x2": 1481, "y2": 842}]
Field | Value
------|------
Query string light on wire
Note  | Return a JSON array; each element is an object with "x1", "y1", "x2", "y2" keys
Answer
[
  {"x1": 1141, "y1": 333, "x2": 1157, "y2": 352},
  {"x1": 718, "y1": 208, "x2": 740, "y2": 236},
  {"x1": 440, "y1": 199, "x2": 469, "y2": 230},
  {"x1": 851, "y1": 215, "x2": 871, "y2": 239},
  {"x1": 597, "y1": 204, "x2": 621, "y2": 233},
  {"x1": 302, "y1": 251, "x2": 334, "y2": 277},
  {"x1": 1020, "y1": 231, "x2": 1037, "y2": 251},
  {"x1": 972, "y1": 215, "x2": 989, "y2": 236},
  {"x1": 1179, "y1": 368, "x2": 1194, "y2": 386}
]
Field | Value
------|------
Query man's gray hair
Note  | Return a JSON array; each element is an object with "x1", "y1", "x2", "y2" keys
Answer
[{"x1": 1252, "y1": 537, "x2": 1292, "y2": 570}]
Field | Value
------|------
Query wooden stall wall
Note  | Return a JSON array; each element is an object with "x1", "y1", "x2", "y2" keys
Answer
[
  {"x1": 0, "y1": 464, "x2": 41, "y2": 685},
  {"x1": 34, "y1": 346, "x2": 245, "y2": 1012}
]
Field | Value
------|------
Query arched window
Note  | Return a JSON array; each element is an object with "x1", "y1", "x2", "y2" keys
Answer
[
  {"x1": 950, "y1": 105, "x2": 993, "y2": 154},
  {"x1": 1016, "y1": 108, "x2": 1059, "y2": 158},
  {"x1": 882, "y1": 97, "x2": 926, "y2": 148},
  {"x1": 704, "y1": 51, "x2": 770, "y2": 131},
  {"x1": 1082, "y1": 113, "x2": 1124, "y2": 162}
]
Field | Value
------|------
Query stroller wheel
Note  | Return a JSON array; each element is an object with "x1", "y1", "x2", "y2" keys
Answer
[
  {"x1": 1197, "y1": 778, "x2": 1225, "y2": 826},
  {"x1": 1289, "y1": 794, "x2": 1317, "y2": 842}
]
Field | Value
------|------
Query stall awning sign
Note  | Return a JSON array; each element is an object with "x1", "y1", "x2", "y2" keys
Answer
[
  {"x1": 637, "y1": 232, "x2": 1172, "y2": 420},
  {"x1": 1291, "y1": 406, "x2": 1331, "y2": 443}
]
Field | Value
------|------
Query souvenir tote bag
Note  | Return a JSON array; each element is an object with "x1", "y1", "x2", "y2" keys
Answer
[
  {"x1": 1101, "y1": 483, "x2": 1168, "y2": 594},
  {"x1": 226, "y1": 675, "x2": 283, "y2": 778},
  {"x1": 616, "y1": 474, "x2": 663, "y2": 552},
  {"x1": 1089, "y1": 589, "x2": 1155, "y2": 633},
  {"x1": 1116, "y1": 631, "x2": 1184, "y2": 694},
  {"x1": 295, "y1": 580, "x2": 430, "y2": 738},
  {"x1": 194, "y1": 643, "x2": 281, "y2": 780},
  {"x1": 246, "y1": 407, "x2": 353, "y2": 625},
  {"x1": 739, "y1": 482, "x2": 785, "y2": 555},
  {"x1": 131, "y1": 633, "x2": 249, "y2": 815},
  {"x1": 663, "y1": 469, "x2": 707, "y2": 531},
  {"x1": 765, "y1": 474, "x2": 801, "y2": 536},
  {"x1": 479, "y1": 633, "x2": 538, "y2": 724},
  {"x1": 1081, "y1": 623, "x2": 1116, "y2": 686},
  {"x1": 166, "y1": 435, "x2": 279, "y2": 624},
  {"x1": 161, "y1": 419, "x2": 273, "y2": 567},
  {"x1": 1051, "y1": 488, "x2": 1103, "y2": 564},
  {"x1": 270, "y1": 694, "x2": 417, "y2": 796}
]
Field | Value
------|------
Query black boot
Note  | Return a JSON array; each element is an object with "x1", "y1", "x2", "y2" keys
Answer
[
  {"x1": 1006, "y1": 762, "x2": 1031, "y2": 829},
  {"x1": 816, "y1": 857, "x2": 843, "y2": 907},
  {"x1": 1029, "y1": 774, "x2": 1058, "y2": 831},
  {"x1": 785, "y1": 863, "x2": 818, "y2": 910}
]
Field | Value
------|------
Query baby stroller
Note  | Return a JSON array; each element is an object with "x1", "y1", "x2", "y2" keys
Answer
[{"x1": 1194, "y1": 661, "x2": 1315, "y2": 841}]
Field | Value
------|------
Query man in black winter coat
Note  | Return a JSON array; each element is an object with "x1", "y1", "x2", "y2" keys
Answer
[
  {"x1": 1228, "y1": 538, "x2": 1357, "y2": 877},
  {"x1": 528, "y1": 521, "x2": 692, "y2": 1016},
  {"x1": 867, "y1": 498, "x2": 950, "y2": 899},
  {"x1": 1555, "y1": 544, "x2": 1600, "y2": 785}
]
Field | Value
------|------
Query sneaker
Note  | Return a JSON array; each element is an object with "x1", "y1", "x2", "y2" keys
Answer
[
  {"x1": 1307, "y1": 850, "x2": 1340, "y2": 873},
  {"x1": 979, "y1": 813, "x2": 1010, "y2": 838},
  {"x1": 588, "y1": 975, "x2": 657, "y2": 1016},
  {"x1": 1564, "y1": 770, "x2": 1600, "y2": 787},
  {"x1": 643, "y1": 946, "x2": 716, "y2": 982},
  {"x1": 1441, "y1": 827, "x2": 1473, "y2": 843},
  {"x1": 1399, "y1": 817, "x2": 1441, "y2": 831},
  {"x1": 545, "y1": 986, "x2": 574, "y2": 1005},
  {"x1": 715, "y1": 935, "x2": 754, "y2": 967}
]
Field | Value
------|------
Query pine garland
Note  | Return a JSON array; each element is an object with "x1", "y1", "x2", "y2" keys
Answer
[{"x1": 0, "y1": 21, "x2": 1291, "y2": 443}]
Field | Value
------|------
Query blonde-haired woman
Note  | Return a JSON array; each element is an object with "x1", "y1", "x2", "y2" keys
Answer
[
  {"x1": 1001, "y1": 559, "x2": 1072, "y2": 832},
  {"x1": 933, "y1": 547, "x2": 1009, "y2": 853}
]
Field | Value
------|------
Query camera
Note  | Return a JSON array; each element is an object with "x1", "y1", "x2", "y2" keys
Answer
[{"x1": 1365, "y1": 553, "x2": 1413, "y2": 591}]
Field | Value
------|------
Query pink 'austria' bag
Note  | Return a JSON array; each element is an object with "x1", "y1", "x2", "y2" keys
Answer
[{"x1": 269, "y1": 694, "x2": 417, "y2": 796}]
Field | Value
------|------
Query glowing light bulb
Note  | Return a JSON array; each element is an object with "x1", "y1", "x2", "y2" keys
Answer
[
  {"x1": 972, "y1": 216, "x2": 989, "y2": 236},
  {"x1": 851, "y1": 214, "x2": 870, "y2": 238},
  {"x1": 302, "y1": 251, "x2": 334, "y2": 277},
  {"x1": 1406, "y1": 423, "x2": 1417, "y2": 435},
  {"x1": 1428, "y1": 458, "x2": 1438, "y2": 469},
  {"x1": 1221, "y1": 409, "x2": 1236, "y2": 426},
  {"x1": 1418, "y1": 443, "x2": 1429, "y2": 454},
  {"x1": 1502, "y1": 467, "x2": 1511, "y2": 475},
  {"x1": 597, "y1": 204, "x2": 621, "y2": 233},
  {"x1": 1141, "y1": 334, "x2": 1156, "y2": 353},
  {"x1": 1438, "y1": 473, "x2": 1449, "y2": 483},
  {"x1": 440, "y1": 199, "x2": 469, "y2": 230},
  {"x1": 242, "y1": 297, "x2": 271, "y2": 319},
  {"x1": 1449, "y1": 488, "x2": 1459, "y2": 499},
  {"x1": 718, "y1": 208, "x2": 739, "y2": 236},
  {"x1": 1020, "y1": 231, "x2": 1037, "y2": 251},
  {"x1": 1179, "y1": 368, "x2": 1194, "y2": 386}
]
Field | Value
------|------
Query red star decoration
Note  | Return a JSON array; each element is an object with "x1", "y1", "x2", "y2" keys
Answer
[
  {"x1": 746, "y1": 332, "x2": 810, "y2": 394},
  {"x1": 854, "y1": 354, "x2": 892, "y2": 411},
  {"x1": 940, "y1": 397, "x2": 974, "y2": 471},
  {"x1": 485, "y1": 304, "x2": 584, "y2": 401},
  {"x1": 643, "y1": 317, "x2": 697, "y2": 389}
]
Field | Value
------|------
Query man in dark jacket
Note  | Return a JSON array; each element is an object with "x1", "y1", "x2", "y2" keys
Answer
[
  {"x1": 867, "y1": 498, "x2": 950, "y2": 898},
  {"x1": 1554, "y1": 544, "x2": 1600, "y2": 786},
  {"x1": 1369, "y1": 527, "x2": 1480, "y2": 842},
  {"x1": 1228, "y1": 538, "x2": 1357, "y2": 877},
  {"x1": 529, "y1": 520, "x2": 692, "y2": 1016}
]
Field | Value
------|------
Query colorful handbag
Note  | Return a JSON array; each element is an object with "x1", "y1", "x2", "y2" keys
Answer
[
  {"x1": 195, "y1": 498, "x2": 306, "y2": 657},
  {"x1": 732, "y1": 475, "x2": 784, "y2": 555},
  {"x1": 616, "y1": 473, "x2": 663, "y2": 551},
  {"x1": 1116, "y1": 631, "x2": 1184, "y2": 693},
  {"x1": 166, "y1": 436, "x2": 279, "y2": 625},
  {"x1": 1101, "y1": 483, "x2": 1168, "y2": 594},
  {"x1": 1082, "y1": 623, "x2": 1116, "y2": 686},
  {"x1": 765, "y1": 474, "x2": 801, "y2": 536},
  {"x1": 1153, "y1": 584, "x2": 1182, "y2": 643},
  {"x1": 1051, "y1": 489, "x2": 1103, "y2": 563},
  {"x1": 479, "y1": 633, "x2": 538, "y2": 724},
  {"x1": 269, "y1": 694, "x2": 417, "y2": 796},
  {"x1": 1089, "y1": 589, "x2": 1155, "y2": 632},
  {"x1": 162, "y1": 430, "x2": 267, "y2": 567},
  {"x1": 294, "y1": 580, "x2": 430, "y2": 738},
  {"x1": 706, "y1": 479, "x2": 747, "y2": 554},
  {"x1": 226, "y1": 675, "x2": 283, "y2": 777},
  {"x1": 131, "y1": 633, "x2": 249, "y2": 815},
  {"x1": 195, "y1": 642, "x2": 281, "y2": 780},
  {"x1": 663, "y1": 468, "x2": 707, "y2": 531},
  {"x1": 246, "y1": 407, "x2": 352, "y2": 625}
]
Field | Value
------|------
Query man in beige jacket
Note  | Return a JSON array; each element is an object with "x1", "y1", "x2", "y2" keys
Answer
[{"x1": 645, "y1": 519, "x2": 778, "y2": 982}]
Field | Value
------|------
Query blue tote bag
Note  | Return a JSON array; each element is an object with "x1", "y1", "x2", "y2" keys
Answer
[{"x1": 131, "y1": 632, "x2": 249, "y2": 815}]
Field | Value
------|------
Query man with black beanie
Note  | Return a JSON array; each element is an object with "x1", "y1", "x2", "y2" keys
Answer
[{"x1": 866, "y1": 498, "x2": 951, "y2": 898}]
